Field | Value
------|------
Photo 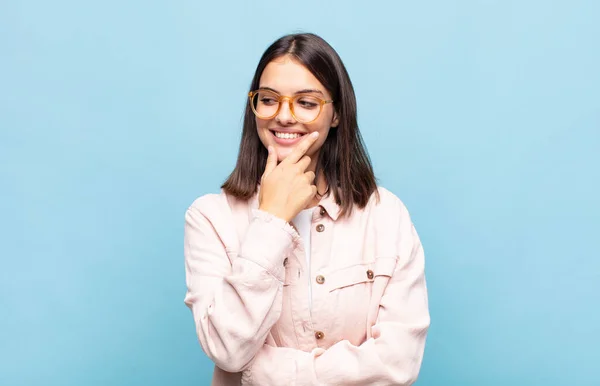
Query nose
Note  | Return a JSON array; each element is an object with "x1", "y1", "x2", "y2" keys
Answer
[{"x1": 276, "y1": 98, "x2": 296, "y2": 124}]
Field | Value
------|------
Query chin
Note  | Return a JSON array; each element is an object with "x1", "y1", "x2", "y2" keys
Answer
[{"x1": 276, "y1": 148, "x2": 293, "y2": 161}]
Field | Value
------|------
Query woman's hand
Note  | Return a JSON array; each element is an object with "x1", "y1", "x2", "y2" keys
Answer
[{"x1": 258, "y1": 132, "x2": 320, "y2": 222}]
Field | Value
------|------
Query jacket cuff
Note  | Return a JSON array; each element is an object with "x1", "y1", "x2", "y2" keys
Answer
[{"x1": 238, "y1": 209, "x2": 299, "y2": 282}]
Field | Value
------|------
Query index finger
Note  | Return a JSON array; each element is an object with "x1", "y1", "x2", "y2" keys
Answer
[
  {"x1": 263, "y1": 146, "x2": 278, "y2": 176},
  {"x1": 282, "y1": 132, "x2": 319, "y2": 165}
]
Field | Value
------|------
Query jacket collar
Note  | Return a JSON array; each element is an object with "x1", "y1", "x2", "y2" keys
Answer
[{"x1": 318, "y1": 190, "x2": 341, "y2": 221}]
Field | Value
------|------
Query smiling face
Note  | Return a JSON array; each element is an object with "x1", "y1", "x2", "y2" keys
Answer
[{"x1": 255, "y1": 55, "x2": 339, "y2": 168}]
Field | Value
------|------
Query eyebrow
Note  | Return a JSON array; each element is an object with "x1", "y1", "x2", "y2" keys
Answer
[{"x1": 258, "y1": 86, "x2": 324, "y2": 96}]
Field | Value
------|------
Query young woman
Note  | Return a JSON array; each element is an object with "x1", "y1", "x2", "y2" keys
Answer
[{"x1": 184, "y1": 33, "x2": 430, "y2": 385}]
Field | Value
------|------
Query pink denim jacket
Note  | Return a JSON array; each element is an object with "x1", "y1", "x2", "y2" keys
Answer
[{"x1": 183, "y1": 186, "x2": 430, "y2": 385}]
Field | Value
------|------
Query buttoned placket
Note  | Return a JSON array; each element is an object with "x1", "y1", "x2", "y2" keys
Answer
[
  {"x1": 300, "y1": 205, "x2": 332, "y2": 349},
  {"x1": 310, "y1": 205, "x2": 333, "y2": 347},
  {"x1": 285, "y1": 205, "x2": 334, "y2": 350}
]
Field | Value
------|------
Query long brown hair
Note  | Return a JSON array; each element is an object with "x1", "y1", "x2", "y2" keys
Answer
[{"x1": 221, "y1": 32, "x2": 377, "y2": 218}]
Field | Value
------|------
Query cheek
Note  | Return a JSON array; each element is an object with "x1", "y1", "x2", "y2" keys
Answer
[
  {"x1": 306, "y1": 120, "x2": 331, "y2": 142},
  {"x1": 256, "y1": 117, "x2": 264, "y2": 133},
  {"x1": 256, "y1": 119, "x2": 271, "y2": 143},
  {"x1": 306, "y1": 130, "x2": 330, "y2": 156},
  {"x1": 311, "y1": 112, "x2": 334, "y2": 135}
]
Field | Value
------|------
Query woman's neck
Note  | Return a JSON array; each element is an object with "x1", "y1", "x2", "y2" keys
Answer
[
  {"x1": 305, "y1": 172, "x2": 327, "y2": 209},
  {"x1": 301, "y1": 152, "x2": 327, "y2": 209}
]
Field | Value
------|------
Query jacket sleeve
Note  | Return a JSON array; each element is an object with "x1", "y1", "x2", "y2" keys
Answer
[
  {"x1": 241, "y1": 216, "x2": 430, "y2": 386},
  {"x1": 183, "y1": 198, "x2": 299, "y2": 373}
]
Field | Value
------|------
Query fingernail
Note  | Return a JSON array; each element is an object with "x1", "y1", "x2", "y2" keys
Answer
[
  {"x1": 268, "y1": 146, "x2": 273, "y2": 154},
  {"x1": 311, "y1": 132, "x2": 319, "y2": 138}
]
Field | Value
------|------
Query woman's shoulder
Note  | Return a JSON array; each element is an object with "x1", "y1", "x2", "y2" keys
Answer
[
  {"x1": 369, "y1": 186, "x2": 411, "y2": 217},
  {"x1": 186, "y1": 189, "x2": 253, "y2": 220},
  {"x1": 366, "y1": 187, "x2": 419, "y2": 254},
  {"x1": 188, "y1": 190, "x2": 227, "y2": 211},
  {"x1": 185, "y1": 190, "x2": 254, "y2": 249}
]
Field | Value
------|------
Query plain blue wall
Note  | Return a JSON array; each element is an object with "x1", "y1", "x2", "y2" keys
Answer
[{"x1": 1, "y1": 1, "x2": 598, "y2": 385}]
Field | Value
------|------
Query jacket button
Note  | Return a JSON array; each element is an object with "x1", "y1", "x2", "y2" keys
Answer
[
  {"x1": 316, "y1": 224, "x2": 325, "y2": 232},
  {"x1": 315, "y1": 331, "x2": 325, "y2": 340},
  {"x1": 319, "y1": 207, "x2": 326, "y2": 216},
  {"x1": 316, "y1": 275, "x2": 325, "y2": 284},
  {"x1": 283, "y1": 258, "x2": 289, "y2": 267},
  {"x1": 366, "y1": 269, "x2": 374, "y2": 280}
]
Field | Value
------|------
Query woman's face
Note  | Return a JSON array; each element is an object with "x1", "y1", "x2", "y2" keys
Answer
[{"x1": 255, "y1": 55, "x2": 339, "y2": 166}]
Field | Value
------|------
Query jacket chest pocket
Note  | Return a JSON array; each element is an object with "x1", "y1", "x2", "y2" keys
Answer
[
  {"x1": 321, "y1": 257, "x2": 398, "y2": 342},
  {"x1": 326, "y1": 257, "x2": 397, "y2": 293}
]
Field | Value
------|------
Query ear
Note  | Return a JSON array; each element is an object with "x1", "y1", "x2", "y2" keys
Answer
[{"x1": 331, "y1": 111, "x2": 340, "y2": 128}]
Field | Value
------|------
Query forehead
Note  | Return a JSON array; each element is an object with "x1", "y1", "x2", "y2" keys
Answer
[{"x1": 259, "y1": 56, "x2": 328, "y2": 95}]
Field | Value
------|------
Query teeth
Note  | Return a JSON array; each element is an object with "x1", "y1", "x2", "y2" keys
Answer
[{"x1": 274, "y1": 132, "x2": 302, "y2": 139}]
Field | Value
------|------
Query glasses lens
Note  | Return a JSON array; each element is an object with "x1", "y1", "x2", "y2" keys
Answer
[
  {"x1": 293, "y1": 95, "x2": 321, "y2": 123},
  {"x1": 252, "y1": 90, "x2": 279, "y2": 119}
]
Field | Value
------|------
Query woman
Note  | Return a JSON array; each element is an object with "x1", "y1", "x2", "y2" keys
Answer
[{"x1": 184, "y1": 32, "x2": 430, "y2": 385}]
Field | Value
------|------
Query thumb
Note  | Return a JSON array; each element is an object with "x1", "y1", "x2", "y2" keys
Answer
[{"x1": 263, "y1": 146, "x2": 278, "y2": 176}]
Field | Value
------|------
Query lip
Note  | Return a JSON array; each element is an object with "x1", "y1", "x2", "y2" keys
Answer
[{"x1": 269, "y1": 128, "x2": 307, "y2": 146}]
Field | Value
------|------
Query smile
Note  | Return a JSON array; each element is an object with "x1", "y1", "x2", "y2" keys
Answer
[
  {"x1": 273, "y1": 131, "x2": 303, "y2": 139},
  {"x1": 269, "y1": 130, "x2": 307, "y2": 144}
]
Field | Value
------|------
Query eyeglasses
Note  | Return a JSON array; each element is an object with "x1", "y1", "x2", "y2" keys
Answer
[{"x1": 248, "y1": 89, "x2": 334, "y2": 124}]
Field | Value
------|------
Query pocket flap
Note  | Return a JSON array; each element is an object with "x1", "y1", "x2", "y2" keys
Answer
[{"x1": 326, "y1": 257, "x2": 397, "y2": 292}]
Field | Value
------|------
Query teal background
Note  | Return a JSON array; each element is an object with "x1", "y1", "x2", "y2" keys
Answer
[{"x1": 1, "y1": 1, "x2": 599, "y2": 385}]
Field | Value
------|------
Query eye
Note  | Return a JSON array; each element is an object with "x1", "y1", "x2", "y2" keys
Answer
[
  {"x1": 260, "y1": 97, "x2": 278, "y2": 105},
  {"x1": 297, "y1": 97, "x2": 319, "y2": 109}
]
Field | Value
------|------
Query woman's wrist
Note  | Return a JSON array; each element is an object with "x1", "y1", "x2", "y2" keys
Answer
[{"x1": 258, "y1": 205, "x2": 290, "y2": 223}]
